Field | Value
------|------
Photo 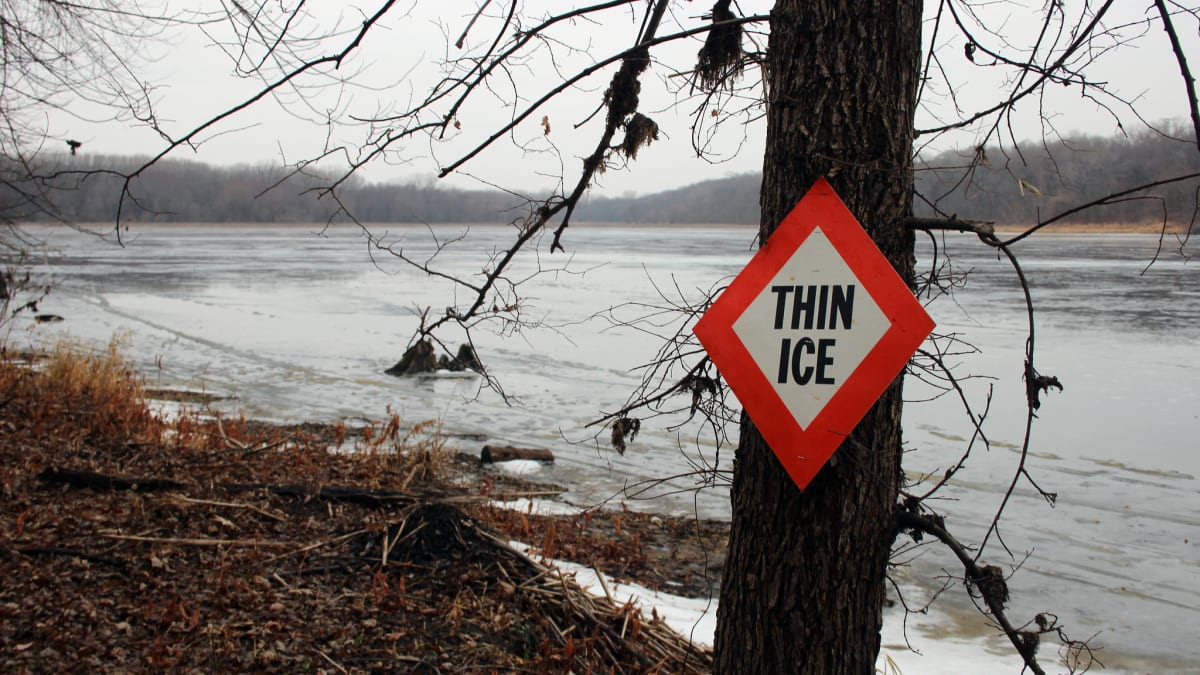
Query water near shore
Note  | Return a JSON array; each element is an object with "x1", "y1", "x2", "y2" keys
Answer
[{"x1": 16, "y1": 223, "x2": 1200, "y2": 672}]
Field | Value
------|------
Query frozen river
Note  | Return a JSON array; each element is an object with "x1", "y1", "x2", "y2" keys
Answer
[{"x1": 13, "y1": 223, "x2": 1199, "y2": 673}]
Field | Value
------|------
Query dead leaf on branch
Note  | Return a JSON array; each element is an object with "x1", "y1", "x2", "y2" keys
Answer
[
  {"x1": 695, "y1": 0, "x2": 744, "y2": 91},
  {"x1": 1024, "y1": 362, "x2": 1063, "y2": 410},
  {"x1": 611, "y1": 417, "x2": 641, "y2": 455},
  {"x1": 969, "y1": 564, "x2": 1010, "y2": 609},
  {"x1": 683, "y1": 374, "x2": 719, "y2": 415},
  {"x1": 619, "y1": 113, "x2": 658, "y2": 160}
]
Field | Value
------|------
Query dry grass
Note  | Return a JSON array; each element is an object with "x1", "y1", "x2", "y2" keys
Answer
[
  {"x1": 1, "y1": 337, "x2": 162, "y2": 453},
  {"x1": 354, "y1": 411, "x2": 455, "y2": 486},
  {"x1": 0, "y1": 336, "x2": 456, "y2": 487}
]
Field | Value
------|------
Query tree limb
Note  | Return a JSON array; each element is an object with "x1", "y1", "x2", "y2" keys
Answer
[
  {"x1": 897, "y1": 510, "x2": 1045, "y2": 675},
  {"x1": 904, "y1": 215, "x2": 994, "y2": 237},
  {"x1": 1154, "y1": 0, "x2": 1200, "y2": 152}
]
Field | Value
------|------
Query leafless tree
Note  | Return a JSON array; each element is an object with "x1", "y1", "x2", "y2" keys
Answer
[{"x1": 21, "y1": 0, "x2": 1200, "y2": 671}]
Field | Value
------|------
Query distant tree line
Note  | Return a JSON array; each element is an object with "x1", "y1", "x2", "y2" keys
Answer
[
  {"x1": 573, "y1": 173, "x2": 762, "y2": 224},
  {"x1": 916, "y1": 124, "x2": 1200, "y2": 227},
  {"x1": 3, "y1": 128, "x2": 1197, "y2": 228},
  {"x1": 1, "y1": 155, "x2": 518, "y2": 225}
]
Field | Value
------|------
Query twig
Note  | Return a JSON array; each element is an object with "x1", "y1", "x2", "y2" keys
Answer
[
  {"x1": 454, "y1": 0, "x2": 493, "y2": 49},
  {"x1": 262, "y1": 529, "x2": 372, "y2": 563},
  {"x1": 976, "y1": 239, "x2": 1059, "y2": 560},
  {"x1": 166, "y1": 494, "x2": 288, "y2": 522},
  {"x1": 215, "y1": 415, "x2": 247, "y2": 451},
  {"x1": 39, "y1": 467, "x2": 184, "y2": 492},
  {"x1": 917, "y1": 0, "x2": 1117, "y2": 137},
  {"x1": 1000, "y1": 171, "x2": 1200, "y2": 246},
  {"x1": 17, "y1": 546, "x2": 127, "y2": 569},
  {"x1": 101, "y1": 534, "x2": 291, "y2": 548},
  {"x1": 595, "y1": 563, "x2": 615, "y2": 604},
  {"x1": 317, "y1": 649, "x2": 350, "y2": 674},
  {"x1": 486, "y1": 490, "x2": 568, "y2": 500}
]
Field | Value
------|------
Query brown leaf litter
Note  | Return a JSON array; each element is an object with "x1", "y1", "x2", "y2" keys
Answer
[{"x1": 0, "y1": 342, "x2": 724, "y2": 673}]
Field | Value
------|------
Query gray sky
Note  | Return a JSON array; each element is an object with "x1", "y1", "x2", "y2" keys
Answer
[{"x1": 48, "y1": 1, "x2": 1199, "y2": 196}]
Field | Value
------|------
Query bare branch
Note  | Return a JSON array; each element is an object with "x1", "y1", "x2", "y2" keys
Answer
[
  {"x1": 897, "y1": 510, "x2": 1096, "y2": 675},
  {"x1": 1000, "y1": 171, "x2": 1200, "y2": 246},
  {"x1": 904, "y1": 215, "x2": 995, "y2": 237},
  {"x1": 917, "y1": 0, "x2": 1117, "y2": 138},
  {"x1": 455, "y1": 0, "x2": 495, "y2": 49},
  {"x1": 1154, "y1": 0, "x2": 1200, "y2": 152}
]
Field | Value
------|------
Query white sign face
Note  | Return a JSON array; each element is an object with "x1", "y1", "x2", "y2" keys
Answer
[{"x1": 730, "y1": 226, "x2": 890, "y2": 430}]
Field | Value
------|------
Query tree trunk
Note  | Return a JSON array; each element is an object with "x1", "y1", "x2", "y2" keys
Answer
[{"x1": 712, "y1": 1, "x2": 922, "y2": 673}]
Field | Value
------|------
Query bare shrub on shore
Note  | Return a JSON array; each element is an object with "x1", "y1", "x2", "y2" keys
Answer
[{"x1": 356, "y1": 412, "x2": 454, "y2": 486}]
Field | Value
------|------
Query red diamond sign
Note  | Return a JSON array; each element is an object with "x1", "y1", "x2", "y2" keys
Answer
[{"x1": 693, "y1": 178, "x2": 934, "y2": 490}]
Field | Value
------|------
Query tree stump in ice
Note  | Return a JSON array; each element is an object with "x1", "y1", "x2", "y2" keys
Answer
[
  {"x1": 385, "y1": 339, "x2": 439, "y2": 376},
  {"x1": 444, "y1": 343, "x2": 481, "y2": 372},
  {"x1": 386, "y1": 340, "x2": 483, "y2": 376}
]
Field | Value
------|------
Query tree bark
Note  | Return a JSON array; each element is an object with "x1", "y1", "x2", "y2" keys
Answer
[{"x1": 713, "y1": 1, "x2": 922, "y2": 673}]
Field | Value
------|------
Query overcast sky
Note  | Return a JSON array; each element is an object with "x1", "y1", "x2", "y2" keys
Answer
[{"x1": 48, "y1": 1, "x2": 1200, "y2": 196}]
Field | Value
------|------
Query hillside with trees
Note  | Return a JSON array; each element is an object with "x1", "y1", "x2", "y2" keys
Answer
[
  {"x1": 915, "y1": 125, "x2": 1200, "y2": 228},
  {"x1": 573, "y1": 173, "x2": 762, "y2": 224},
  {"x1": 7, "y1": 155, "x2": 517, "y2": 225},
  {"x1": 5, "y1": 128, "x2": 1198, "y2": 228}
]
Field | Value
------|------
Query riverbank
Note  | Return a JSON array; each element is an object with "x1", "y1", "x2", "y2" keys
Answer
[
  {"x1": 0, "y1": 342, "x2": 722, "y2": 672},
  {"x1": 992, "y1": 220, "x2": 1193, "y2": 234}
]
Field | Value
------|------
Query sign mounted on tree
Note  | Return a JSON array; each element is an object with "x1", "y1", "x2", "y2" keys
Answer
[{"x1": 693, "y1": 178, "x2": 934, "y2": 490}]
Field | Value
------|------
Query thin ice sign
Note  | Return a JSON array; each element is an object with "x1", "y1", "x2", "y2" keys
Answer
[{"x1": 693, "y1": 178, "x2": 934, "y2": 490}]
